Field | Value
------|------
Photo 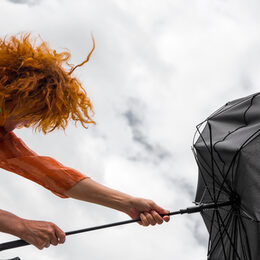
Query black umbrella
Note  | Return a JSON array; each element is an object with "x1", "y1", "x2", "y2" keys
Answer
[
  {"x1": 1, "y1": 92, "x2": 259, "y2": 260},
  {"x1": 193, "y1": 92, "x2": 260, "y2": 260}
]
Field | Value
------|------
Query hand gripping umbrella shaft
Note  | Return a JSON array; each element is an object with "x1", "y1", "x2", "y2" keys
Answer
[{"x1": 0, "y1": 201, "x2": 232, "y2": 251}]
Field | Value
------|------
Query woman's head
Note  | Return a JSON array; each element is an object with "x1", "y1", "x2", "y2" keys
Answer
[{"x1": 0, "y1": 33, "x2": 96, "y2": 134}]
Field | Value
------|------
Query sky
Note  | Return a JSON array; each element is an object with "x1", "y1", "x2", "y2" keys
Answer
[{"x1": 0, "y1": 0, "x2": 260, "y2": 259}]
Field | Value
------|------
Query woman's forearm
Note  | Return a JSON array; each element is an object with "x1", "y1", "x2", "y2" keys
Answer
[
  {"x1": 0, "y1": 209, "x2": 23, "y2": 237},
  {"x1": 64, "y1": 178, "x2": 171, "y2": 226},
  {"x1": 64, "y1": 178, "x2": 133, "y2": 213}
]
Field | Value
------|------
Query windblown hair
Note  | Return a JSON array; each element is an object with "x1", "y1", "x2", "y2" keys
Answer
[{"x1": 0, "y1": 33, "x2": 96, "y2": 134}]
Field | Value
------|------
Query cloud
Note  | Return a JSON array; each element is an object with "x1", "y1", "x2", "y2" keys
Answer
[
  {"x1": 7, "y1": 0, "x2": 41, "y2": 5},
  {"x1": 122, "y1": 104, "x2": 172, "y2": 163},
  {"x1": 1, "y1": 0, "x2": 260, "y2": 259}
]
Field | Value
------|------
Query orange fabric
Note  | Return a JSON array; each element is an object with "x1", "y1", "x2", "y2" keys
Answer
[{"x1": 0, "y1": 127, "x2": 88, "y2": 198}]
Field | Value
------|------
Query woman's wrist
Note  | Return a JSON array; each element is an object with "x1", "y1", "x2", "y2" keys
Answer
[
  {"x1": 13, "y1": 217, "x2": 26, "y2": 237},
  {"x1": 105, "y1": 191, "x2": 134, "y2": 213}
]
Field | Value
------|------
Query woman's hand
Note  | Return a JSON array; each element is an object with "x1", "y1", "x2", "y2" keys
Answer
[
  {"x1": 125, "y1": 197, "x2": 171, "y2": 226},
  {"x1": 18, "y1": 219, "x2": 66, "y2": 250}
]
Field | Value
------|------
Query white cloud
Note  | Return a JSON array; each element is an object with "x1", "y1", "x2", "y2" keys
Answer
[
  {"x1": 7, "y1": 0, "x2": 41, "y2": 5},
  {"x1": 1, "y1": 0, "x2": 260, "y2": 259}
]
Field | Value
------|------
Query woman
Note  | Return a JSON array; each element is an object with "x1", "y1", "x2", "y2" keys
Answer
[{"x1": 0, "y1": 33, "x2": 170, "y2": 250}]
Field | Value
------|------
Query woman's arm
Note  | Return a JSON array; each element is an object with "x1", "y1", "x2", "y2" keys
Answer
[
  {"x1": 0, "y1": 209, "x2": 66, "y2": 250},
  {"x1": 0, "y1": 130, "x2": 88, "y2": 198},
  {"x1": 64, "y1": 178, "x2": 170, "y2": 226}
]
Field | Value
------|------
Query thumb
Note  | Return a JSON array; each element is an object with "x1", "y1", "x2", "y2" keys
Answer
[
  {"x1": 151, "y1": 202, "x2": 170, "y2": 215},
  {"x1": 152, "y1": 203, "x2": 171, "y2": 222}
]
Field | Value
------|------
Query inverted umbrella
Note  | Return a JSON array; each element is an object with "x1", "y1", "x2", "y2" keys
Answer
[
  {"x1": 193, "y1": 92, "x2": 260, "y2": 260},
  {"x1": 1, "y1": 92, "x2": 260, "y2": 260}
]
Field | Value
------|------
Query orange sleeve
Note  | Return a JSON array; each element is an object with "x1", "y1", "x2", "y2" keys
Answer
[{"x1": 0, "y1": 128, "x2": 89, "y2": 198}]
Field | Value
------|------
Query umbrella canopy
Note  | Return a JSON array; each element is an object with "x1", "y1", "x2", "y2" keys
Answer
[{"x1": 193, "y1": 92, "x2": 260, "y2": 260}]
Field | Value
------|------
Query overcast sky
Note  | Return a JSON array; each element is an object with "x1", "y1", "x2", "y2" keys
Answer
[{"x1": 0, "y1": 0, "x2": 260, "y2": 259}]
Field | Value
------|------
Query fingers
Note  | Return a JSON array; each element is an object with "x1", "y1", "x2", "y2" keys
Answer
[
  {"x1": 139, "y1": 200, "x2": 171, "y2": 226},
  {"x1": 42, "y1": 241, "x2": 50, "y2": 249},
  {"x1": 151, "y1": 210, "x2": 164, "y2": 224},
  {"x1": 140, "y1": 213, "x2": 149, "y2": 226},
  {"x1": 140, "y1": 210, "x2": 168, "y2": 226},
  {"x1": 129, "y1": 197, "x2": 171, "y2": 227},
  {"x1": 37, "y1": 239, "x2": 50, "y2": 250},
  {"x1": 145, "y1": 212, "x2": 156, "y2": 226},
  {"x1": 163, "y1": 214, "x2": 170, "y2": 222},
  {"x1": 55, "y1": 225, "x2": 66, "y2": 244},
  {"x1": 38, "y1": 223, "x2": 66, "y2": 249},
  {"x1": 48, "y1": 224, "x2": 66, "y2": 246},
  {"x1": 150, "y1": 202, "x2": 170, "y2": 216},
  {"x1": 49, "y1": 225, "x2": 59, "y2": 246},
  {"x1": 149, "y1": 201, "x2": 171, "y2": 223}
]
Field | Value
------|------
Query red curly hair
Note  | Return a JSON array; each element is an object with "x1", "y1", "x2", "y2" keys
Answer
[{"x1": 0, "y1": 33, "x2": 96, "y2": 134}]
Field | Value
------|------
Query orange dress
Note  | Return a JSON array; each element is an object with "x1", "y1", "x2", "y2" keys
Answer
[{"x1": 0, "y1": 127, "x2": 88, "y2": 198}]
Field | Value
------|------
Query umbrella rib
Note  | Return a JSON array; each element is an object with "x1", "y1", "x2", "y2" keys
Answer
[
  {"x1": 219, "y1": 206, "x2": 259, "y2": 223},
  {"x1": 198, "y1": 188, "x2": 207, "y2": 204},
  {"x1": 203, "y1": 209, "x2": 221, "y2": 230},
  {"x1": 193, "y1": 121, "x2": 205, "y2": 145},
  {"x1": 207, "y1": 209, "x2": 233, "y2": 258},
  {"x1": 202, "y1": 157, "x2": 230, "y2": 196},
  {"x1": 193, "y1": 150, "x2": 224, "y2": 189},
  {"x1": 238, "y1": 214, "x2": 253, "y2": 260},
  {"x1": 215, "y1": 210, "x2": 228, "y2": 260},
  {"x1": 194, "y1": 159, "x2": 229, "y2": 204},
  {"x1": 207, "y1": 209, "x2": 217, "y2": 254},
  {"x1": 227, "y1": 209, "x2": 236, "y2": 260},
  {"x1": 209, "y1": 122, "x2": 216, "y2": 202},
  {"x1": 195, "y1": 124, "x2": 225, "y2": 181},
  {"x1": 215, "y1": 158, "x2": 238, "y2": 202},
  {"x1": 216, "y1": 210, "x2": 241, "y2": 260},
  {"x1": 201, "y1": 199, "x2": 230, "y2": 205},
  {"x1": 229, "y1": 212, "x2": 236, "y2": 260},
  {"x1": 192, "y1": 149, "x2": 230, "y2": 200},
  {"x1": 238, "y1": 206, "x2": 260, "y2": 222},
  {"x1": 195, "y1": 125, "x2": 233, "y2": 194},
  {"x1": 192, "y1": 151, "x2": 214, "y2": 201},
  {"x1": 233, "y1": 214, "x2": 238, "y2": 260},
  {"x1": 237, "y1": 215, "x2": 249, "y2": 260},
  {"x1": 231, "y1": 157, "x2": 236, "y2": 194}
]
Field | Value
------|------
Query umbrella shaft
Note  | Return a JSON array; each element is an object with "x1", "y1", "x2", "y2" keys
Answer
[
  {"x1": 0, "y1": 201, "x2": 233, "y2": 252},
  {"x1": 177, "y1": 200, "x2": 234, "y2": 215}
]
